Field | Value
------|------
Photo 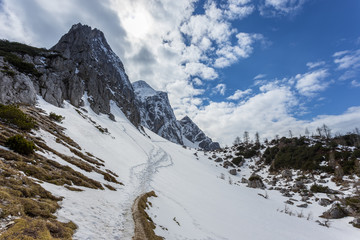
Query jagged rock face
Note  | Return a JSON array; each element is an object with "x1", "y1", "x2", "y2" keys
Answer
[
  {"x1": 49, "y1": 23, "x2": 140, "y2": 126},
  {"x1": 133, "y1": 80, "x2": 183, "y2": 145},
  {"x1": 0, "y1": 23, "x2": 140, "y2": 127},
  {"x1": 0, "y1": 59, "x2": 37, "y2": 105},
  {"x1": 179, "y1": 116, "x2": 220, "y2": 151}
]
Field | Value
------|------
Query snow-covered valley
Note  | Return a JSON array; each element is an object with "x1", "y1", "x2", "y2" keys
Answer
[{"x1": 31, "y1": 96, "x2": 360, "y2": 240}]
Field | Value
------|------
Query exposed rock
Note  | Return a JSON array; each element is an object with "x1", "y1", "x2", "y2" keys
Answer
[
  {"x1": 241, "y1": 177, "x2": 248, "y2": 184},
  {"x1": 50, "y1": 23, "x2": 140, "y2": 126},
  {"x1": 297, "y1": 203, "x2": 308, "y2": 208},
  {"x1": 293, "y1": 181, "x2": 305, "y2": 190},
  {"x1": 318, "y1": 198, "x2": 332, "y2": 207},
  {"x1": 0, "y1": 23, "x2": 141, "y2": 127},
  {"x1": 247, "y1": 175, "x2": 266, "y2": 189},
  {"x1": 229, "y1": 169, "x2": 237, "y2": 176},
  {"x1": 133, "y1": 80, "x2": 183, "y2": 144},
  {"x1": 281, "y1": 169, "x2": 292, "y2": 179},
  {"x1": 285, "y1": 200, "x2": 294, "y2": 205},
  {"x1": 223, "y1": 161, "x2": 234, "y2": 169},
  {"x1": 179, "y1": 116, "x2": 220, "y2": 151},
  {"x1": 0, "y1": 69, "x2": 37, "y2": 105},
  {"x1": 351, "y1": 217, "x2": 360, "y2": 228},
  {"x1": 322, "y1": 204, "x2": 348, "y2": 219},
  {"x1": 214, "y1": 157, "x2": 223, "y2": 163}
]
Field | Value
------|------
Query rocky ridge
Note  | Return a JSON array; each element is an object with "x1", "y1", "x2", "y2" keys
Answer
[
  {"x1": 0, "y1": 23, "x2": 140, "y2": 127},
  {"x1": 133, "y1": 80, "x2": 220, "y2": 150},
  {"x1": 179, "y1": 116, "x2": 220, "y2": 150}
]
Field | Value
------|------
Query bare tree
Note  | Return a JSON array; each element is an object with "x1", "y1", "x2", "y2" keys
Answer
[
  {"x1": 322, "y1": 124, "x2": 331, "y2": 139},
  {"x1": 233, "y1": 136, "x2": 241, "y2": 146},
  {"x1": 243, "y1": 131, "x2": 249, "y2": 145},
  {"x1": 289, "y1": 130, "x2": 293, "y2": 138},
  {"x1": 305, "y1": 128, "x2": 310, "y2": 138},
  {"x1": 316, "y1": 127, "x2": 323, "y2": 138},
  {"x1": 255, "y1": 132, "x2": 260, "y2": 145}
]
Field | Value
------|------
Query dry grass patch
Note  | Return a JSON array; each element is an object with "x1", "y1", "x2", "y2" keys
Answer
[{"x1": 132, "y1": 191, "x2": 163, "y2": 240}]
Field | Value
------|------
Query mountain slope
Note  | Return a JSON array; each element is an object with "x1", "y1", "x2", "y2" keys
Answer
[
  {"x1": 0, "y1": 23, "x2": 140, "y2": 127},
  {"x1": 36, "y1": 97, "x2": 360, "y2": 240},
  {"x1": 133, "y1": 80, "x2": 220, "y2": 150},
  {"x1": 133, "y1": 80, "x2": 183, "y2": 145}
]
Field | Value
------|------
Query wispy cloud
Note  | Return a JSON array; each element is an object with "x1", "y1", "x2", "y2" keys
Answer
[
  {"x1": 213, "y1": 84, "x2": 226, "y2": 95},
  {"x1": 227, "y1": 89, "x2": 252, "y2": 100},
  {"x1": 333, "y1": 49, "x2": 360, "y2": 70},
  {"x1": 295, "y1": 69, "x2": 329, "y2": 97},
  {"x1": 254, "y1": 73, "x2": 266, "y2": 80},
  {"x1": 306, "y1": 61, "x2": 325, "y2": 69},
  {"x1": 259, "y1": 0, "x2": 307, "y2": 17}
]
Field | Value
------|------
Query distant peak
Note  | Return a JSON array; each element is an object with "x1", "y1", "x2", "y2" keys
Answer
[
  {"x1": 180, "y1": 115, "x2": 192, "y2": 123},
  {"x1": 132, "y1": 80, "x2": 155, "y2": 91}
]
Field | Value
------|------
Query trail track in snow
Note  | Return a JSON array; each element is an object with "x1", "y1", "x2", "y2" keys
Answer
[{"x1": 120, "y1": 144, "x2": 173, "y2": 239}]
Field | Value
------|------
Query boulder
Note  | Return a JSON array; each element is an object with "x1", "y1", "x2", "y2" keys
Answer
[
  {"x1": 318, "y1": 198, "x2": 332, "y2": 207},
  {"x1": 214, "y1": 157, "x2": 223, "y2": 163},
  {"x1": 322, "y1": 204, "x2": 348, "y2": 219},
  {"x1": 229, "y1": 169, "x2": 237, "y2": 176},
  {"x1": 281, "y1": 169, "x2": 292, "y2": 179},
  {"x1": 247, "y1": 175, "x2": 266, "y2": 189}
]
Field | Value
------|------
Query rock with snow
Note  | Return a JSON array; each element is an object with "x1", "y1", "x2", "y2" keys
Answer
[
  {"x1": 318, "y1": 198, "x2": 332, "y2": 207},
  {"x1": 322, "y1": 204, "x2": 348, "y2": 219},
  {"x1": 132, "y1": 80, "x2": 183, "y2": 145},
  {"x1": 179, "y1": 116, "x2": 220, "y2": 151},
  {"x1": 0, "y1": 23, "x2": 140, "y2": 127},
  {"x1": 229, "y1": 169, "x2": 237, "y2": 175},
  {"x1": 281, "y1": 169, "x2": 292, "y2": 179},
  {"x1": 247, "y1": 175, "x2": 266, "y2": 189},
  {"x1": 50, "y1": 23, "x2": 140, "y2": 126}
]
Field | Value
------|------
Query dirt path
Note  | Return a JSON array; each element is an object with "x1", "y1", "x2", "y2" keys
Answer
[{"x1": 120, "y1": 145, "x2": 172, "y2": 239}]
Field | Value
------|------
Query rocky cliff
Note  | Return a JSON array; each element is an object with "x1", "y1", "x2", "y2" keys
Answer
[
  {"x1": 179, "y1": 116, "x2": 220, "y2": 151},
  {"x1": 0, "y1": 23, "x2": 140, "y2": 126},
  {"x1": 133, "y1": 80, "x2": 183, "y2": 145},
  {"x1": 133, "y1": 80, "x2": 220, "y2": 150}
]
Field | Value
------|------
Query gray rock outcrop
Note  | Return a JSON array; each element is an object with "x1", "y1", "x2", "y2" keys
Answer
[
  {"x1": 132, "y1": 80, "x2": 183, "y2": 144},
  {"x1": 0, "y1": 23, "x2": 140, "y2": 127},
  {"x1": 179, "y1": 116, "x2": 220, "y2": 151}
]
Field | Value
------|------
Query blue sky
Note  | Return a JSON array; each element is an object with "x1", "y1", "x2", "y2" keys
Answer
[
  {"x1": 207, "y1": 0, "x2": 360, "y2": 118},
  {"x1": 0, "y1": 0, "x2": 359, "y2": 144}
]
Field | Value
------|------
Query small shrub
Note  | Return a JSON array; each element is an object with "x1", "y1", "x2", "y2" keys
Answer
[
  {"x1": 249, "y1": 175, "x2": 262, "y2": 181},
  {"x1": 5, "y1": 135, "x2": 35, "y2": 155},
  {"x1": 49, "y1": 112, "x2": 64, "y2": 122},
  {"x1": 310, "y1": 184, "x2": 330, "y2": 193},
  {"x1": 0, "y1": 104, "x2": 36, "y2": 130},
  {"x1": 1, "y1": 69, "x2": 16, "y2": 77}
]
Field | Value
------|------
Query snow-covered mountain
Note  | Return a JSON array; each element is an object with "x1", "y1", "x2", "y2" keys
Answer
[
  {"x1": 133, "y1": 80, "x2": 220, "y2": 150},
  {"x1": 133, "y1": 80, "x2": 183, "y2": 145},
  {"x1": 179, "y1": 116, "x2": 220, "y2": 150},
  {"x1": 0, "y1": 24, "x2": 359, "y2": 240}
]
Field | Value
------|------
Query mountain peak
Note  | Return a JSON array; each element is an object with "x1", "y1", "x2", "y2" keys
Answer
[{"x1": 133, "y1": 80, "x2": 162, "y2": 100}]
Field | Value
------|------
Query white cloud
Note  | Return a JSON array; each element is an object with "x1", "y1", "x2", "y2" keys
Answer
[
  {"x1": 227, "y1": 89, "x2": 252, "y2": 100},
  {"x1": 254, "y1": 73, "x2": 266, "y2": 79},
  {"x1": 192, "y1": 86, "x2": 360, "y2": 145},
  {"x1": 333, "y1": 49, "x2": 360, "y2": 70},
  {"x1": 213, "y1": 84, "x2": 226, "y2": 95},
  {"x1": 295, "y1": 69, "x2": 329, "y2": 96},
  {"x1": 306, "y1": 61, "x2": 325, "y2": 69},
  {"x1": 260, "y1": 0, "x2": 307, "y2": 16},
  {"x1": 351, "y1": 80, "x2": 360, "y2": 87}
]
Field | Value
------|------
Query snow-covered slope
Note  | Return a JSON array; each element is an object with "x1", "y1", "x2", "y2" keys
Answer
[{"x1": 36, "y1": 96, "x2": 360, "y2": 240}]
